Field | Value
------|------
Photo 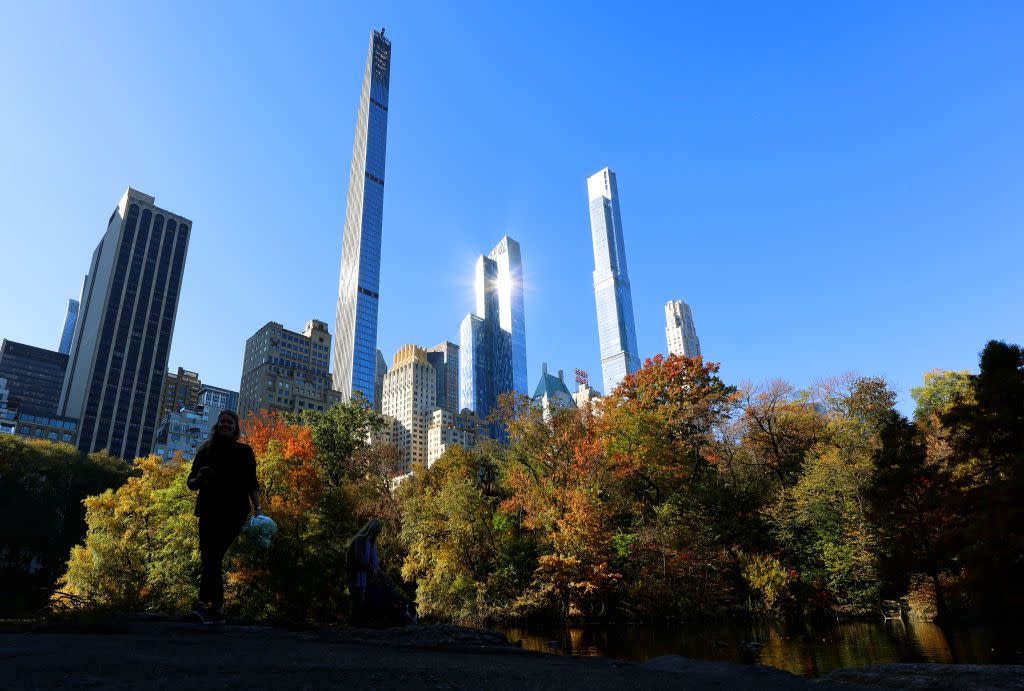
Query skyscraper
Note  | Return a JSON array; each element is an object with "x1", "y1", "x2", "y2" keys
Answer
[
  {"x1": 587, "y1": 167, "x2": 640, "y2": 395},
  {"x1": 58, "y1": 299, "x2": 79, "y2": 355},
  {"x1": 158, "y1": 366, "x2": 201, "y2": 423},
  {"x1": 380, "y1": 344, "x2": 436, "y2": 474},
  {"x1": 197, "y1": 383, "x2": 238, "y2": 427},
  {"x1": 665, "y1": 300, "x2": 701, "y2": 358},
  {"x1": 487, "y1": 237, "x2": 527, "y2": 395},
  {"x1": 60, "y1": 189, "x2": 191, "y2": 459},
  {"x1": 425, "y1": 341, "x2": 459, "y2": 413},
  {"x1": 0, "y1": 340, "x2": 68, "y2": 414},
  {"x1": 238, "y1": 320, "x2": 337, "y2": 418},
  {"x1": 333, "y1": 29, "x2": 392, "y2": 407},
  {"x1": 460, "y1": 250, "x2": 514, "y2": 433},
  {"x1": 373, "y1": 348, "x2": 387, "y2": 413}
]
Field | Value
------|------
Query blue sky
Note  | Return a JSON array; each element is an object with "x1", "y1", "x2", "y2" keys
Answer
[{"x1": 1, "y1": 1, "x2": 1021, "y2": 414}]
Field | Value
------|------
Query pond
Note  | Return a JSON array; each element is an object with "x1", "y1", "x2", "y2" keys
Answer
[{"x1": 493, "y1": 619, "x2": 1024, "y2": 677}]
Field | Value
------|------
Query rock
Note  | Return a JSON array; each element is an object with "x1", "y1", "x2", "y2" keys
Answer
[
  {"x1": 642, "y1": 655, "x2": 808, "y2": 689},
  {"x1": 815, "y1": 663, "x2": 1024, "y2": 689}
]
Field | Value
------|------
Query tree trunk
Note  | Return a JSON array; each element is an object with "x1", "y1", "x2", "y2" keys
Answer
[{"x1": 930, "y1": 569, "x2": 949, "y2": 622}]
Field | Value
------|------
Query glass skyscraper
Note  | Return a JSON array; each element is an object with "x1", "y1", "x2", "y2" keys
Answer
[
  {"x1": 460, "y1": 246, "x2": 516, "y2": 436},
  {"x1": 487, "y1": 236, "x2": 527, "y2": 396},
  {"x1": 59, "y1": 188, "x2": 191, "y2": 459},
  {"x1": 333, "y1": 29, "x2": 392, "y2": 407},
  {"x1": 587, "y1": 167, "x2": 640, "y2": 395},
  {"x1": 0, "y1": 340, "x2": 68, "y2": 414},
  {"x1": 58, "y1": 298, "x2": 79, "y2": 355}
]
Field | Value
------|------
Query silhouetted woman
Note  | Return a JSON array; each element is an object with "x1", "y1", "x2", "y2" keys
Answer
[
  {"x1": 347, "y1": 519, "x2": 382, "y2": 625},
  {"x1": 187, "y1": 410, "x2": 261, "y2": 623}
]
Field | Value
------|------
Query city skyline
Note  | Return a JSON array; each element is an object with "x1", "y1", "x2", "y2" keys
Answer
[{"x1": 2, "y1": 4, "x2": 1022, "y2": 417}]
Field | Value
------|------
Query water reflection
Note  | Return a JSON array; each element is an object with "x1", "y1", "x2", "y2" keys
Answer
[{"x1": 495, "y1": 620, "x2": 1024, "y2": 677}]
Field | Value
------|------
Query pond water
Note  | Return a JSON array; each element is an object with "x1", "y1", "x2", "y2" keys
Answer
[{"x1": 493, "y1": 619, "x2": 1024, "y2": 677}]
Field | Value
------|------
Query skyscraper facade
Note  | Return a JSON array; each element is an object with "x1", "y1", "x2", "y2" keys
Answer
[
  {"x1": 380, "y1": 344, "x2": 436, "y2": 474},
  {"x1": 425, "y1": 340, "x2": 459, "y2": 413},
  {"x1": 587, "y1": 167, "x2": 640, "y2": 395},
  {"x1": 238, "y1": 320, "x2": 337, "y2": 418},
  {"x1": 426, "y1": 407, "x2": 484, "y2": 468},
  {"x1": 197, "y1": 383, "x2": 238, "y2": 428},
  {"x1": 153, "y1": 405, "x2": 208, "y2": 462},
  {"x1": 58, "y1": 299, "x2": 79, "y2": 355},
  {"x1": 665, "y1": 300, "x2": 701, "y2": 358},
  {"x1": 333, "y1": 29, "x2": 392, "y2": 408},
  {"x1": 460, "y1": 251, "x2": 514, "y2": 431},
  {"x1": 0, "y1": 340, "x2": 68, "y2": 414},
  {"x1": 487, "y1": 237, "x2": 527, "y2": 395},
  {"x1": 374, "y1": 349, "x2": 387, "y2": 413},
  {"x1": 158, "y1": 367, "x2": 202, "y2": 423},
  {"x1": 59, "y1": 189, "x2": 191, "y2": 459}
]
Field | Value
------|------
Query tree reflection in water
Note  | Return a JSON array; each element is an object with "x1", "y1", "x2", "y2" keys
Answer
[{"x1": 496, "y1": 620, "x2": 1024, "y2": 677}]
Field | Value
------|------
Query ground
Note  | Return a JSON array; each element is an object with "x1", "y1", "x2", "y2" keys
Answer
[{"x1": 1, "y1": 617, "x2": 1020, "y2": 689}]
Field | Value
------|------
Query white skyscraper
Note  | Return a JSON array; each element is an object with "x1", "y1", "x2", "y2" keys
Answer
[
  {"x1": 665, "y1": 300, "x2": 701, "y2": 358},
  {"x1": 381, "y1": 344, "x2": 436, "y2": 473},
  {"x1": 587, "y1": 168, "x2": 640, "y2": 395}
]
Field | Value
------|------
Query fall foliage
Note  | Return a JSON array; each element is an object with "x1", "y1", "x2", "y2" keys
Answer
[{"x1": 21, "y1": 340, "x2": 1024, "y2": 626}]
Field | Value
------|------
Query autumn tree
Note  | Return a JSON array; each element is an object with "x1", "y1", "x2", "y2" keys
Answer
[
  {"x1": 499, "y1": 398, "x2": 620, "y2": 618},
  {"x1": 400, "y1": 445, "x2": 522, "y2": 622},
  {"x1": 736, "y1": 380, "x2": 824, "y2": 487},
  {"x1": 766, "y1": 376, "x2": 897, "y2": 615},
  {"x1": 55, "y1": 455, "x2": 195, "y2": 613},
  {"x1": 596, "y1": 355, "x2": 739, "y2": 616}
]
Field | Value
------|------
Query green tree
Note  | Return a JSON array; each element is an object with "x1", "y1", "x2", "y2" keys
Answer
[
  {"x1": 767, "y1": 377, "x2": 896, "y2": 615},
  {"x1": 290, "y1": 397, "x2": 384, "y2": 487},
  {"x1": 0, "y1": 437, "x2": 130, "y2": 614},
  {"x1": 401, "y1": 445, "x2": 517, "y2": 622},
  {"x1": 911, "y1": 370, "x2": 974, "y2": 424},
  {"x1": 941, "y1": 340, "x2": 1024, "y2": 618},
  {"x1": 866, "y1": 413, "x2": 956, "y2": 620}
]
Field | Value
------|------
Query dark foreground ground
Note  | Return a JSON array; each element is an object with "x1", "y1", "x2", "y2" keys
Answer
[{"x1": 1, "y1": 617, "x2": 1022, "y2": 689}]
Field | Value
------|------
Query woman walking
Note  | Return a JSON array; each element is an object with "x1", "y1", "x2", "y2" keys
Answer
[{"x1": 187, "y1": 410, "x2": 261, "y2": 624}]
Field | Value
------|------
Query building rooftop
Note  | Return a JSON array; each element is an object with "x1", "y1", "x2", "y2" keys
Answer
[{"x1": 532, "y1": 363, "x2": 575, "y2": 403}]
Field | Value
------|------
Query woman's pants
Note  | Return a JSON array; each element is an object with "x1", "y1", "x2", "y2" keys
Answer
[{"x1": 198, "y1": 514, "x2": 245, "y2": 606}]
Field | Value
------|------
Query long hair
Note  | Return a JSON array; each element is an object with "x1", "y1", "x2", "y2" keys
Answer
[
  {"x1": 199, "y1": 409, "x2": 242, "y2": 451},
  {"x1": 350, "y1": 519, "x2": 383, "y2": 549}
]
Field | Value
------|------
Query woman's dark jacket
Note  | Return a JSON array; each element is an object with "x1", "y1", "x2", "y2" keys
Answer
[{"x1": 188, "y1": 440, "x2": 258, "y2": 520}]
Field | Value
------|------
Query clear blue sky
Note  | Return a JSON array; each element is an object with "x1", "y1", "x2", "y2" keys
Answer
[{"x1": 2, "y1": 1, "x2": 1021, "y2": 414}]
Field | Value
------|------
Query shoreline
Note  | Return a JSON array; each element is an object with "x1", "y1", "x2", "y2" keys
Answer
[{"x1": 3, "y1": 618, "x2": 1023, "y2": 689}]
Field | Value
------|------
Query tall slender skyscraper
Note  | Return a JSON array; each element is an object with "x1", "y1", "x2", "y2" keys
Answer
[
  {"x1": 487, "y1": 236, "x2": 527, "y2": 395},
  {"x1": 60, "y1": 189, "x2": 191, "y2": 459},
  {"x1": 333, "y1": 29, "x2": 392, "y2": 407},
  {"x1": 58, "y1": 299, "x2": 79, "y2": 355},
  {"x1": 665, "y1": 300, "x2": 701, "y2": 358},
  {"x1": 587, "y1": 167, "x2": 640, "y2": 394}
]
